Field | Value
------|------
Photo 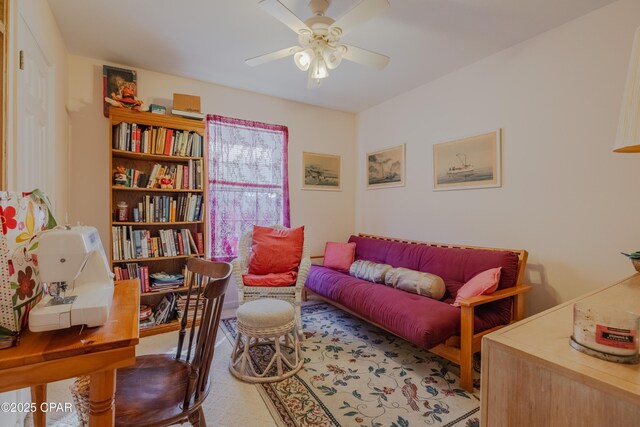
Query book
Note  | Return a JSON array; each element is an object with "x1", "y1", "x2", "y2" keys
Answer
[
  {"x1": 147, "y1": 164, "x2": 161, "y2": 188},
  {"x1": 171, "y1": 109, "x2": 205, "y2": 121},
  {"x1": 186, "y1": 230, "x2": 198, "y2": 253},
  {"x1": 163, "y1": 129, "x2": 174, "y2": 156},
  {"x1": 196, "y1": 232, "x2": 204, "y2": 254}
]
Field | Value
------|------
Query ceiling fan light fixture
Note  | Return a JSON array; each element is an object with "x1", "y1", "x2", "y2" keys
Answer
[
  {"x1": 311, "y1": 54, "x2": 329, "y2": 79},
  {"x1": 250, "y1": 0, "x2": 391, "y2": 88},
  {"x1": 294, "y1": 49, "x2": 313, "y2": 71},
  {"x1": 322, "y1": 47, "x2": 343, "y2": 70}
]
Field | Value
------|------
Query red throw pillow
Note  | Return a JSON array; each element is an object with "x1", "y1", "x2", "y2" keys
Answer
[
  {"x1": 242, "y1": 271, "x2": 298, "y2": 287},
  {"x1": 323, "y1": 242, "x2": 356, "y2": 272},
  {"x1": 247, "y1": 225, "x2": 304, "y2": 275}
]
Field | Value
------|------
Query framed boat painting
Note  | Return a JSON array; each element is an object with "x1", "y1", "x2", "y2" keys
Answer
[
  {"x1": 302, "y1": 152, "x2": 341, "y2": 191},
  {"x1": 433, "y1": 129, "x2": 502, "y2": 191},
  {"x1": 366, "y1": 144, "x2": 405, "y2": 189}
]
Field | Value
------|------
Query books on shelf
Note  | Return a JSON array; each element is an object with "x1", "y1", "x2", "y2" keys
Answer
[
  {"x1": 176, "y1": 293, "x2": 204, "y2": 322},
  {"x1": 139, "y1": 160, "x2": 203, "y2": 190},
  {"x1": 153, "y1": 293, "x2": 179, "y2": 326},
  {"x1": 110, "y1": 109, "x2": 206, "y2": 336},
  {"x1": 116, "y1": 193, "x2": 203, "y2": 223},
  {"x1": 113, "y1": 262, "x2": 150, "y2": 293},
  {"x1": 112, "y1": 122, "x2": 203, "y2": 157},
  {"x1": 111, "y1": 226, "x2": 202, "y2": 261},
  {"x1": 138, "y1": 293, "x2": 179, "y2": 329}
]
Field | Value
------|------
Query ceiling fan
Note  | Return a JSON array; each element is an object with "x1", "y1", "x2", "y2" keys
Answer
[{"x1": 246, "y1": 0, "x2": 390, "y2": 89}]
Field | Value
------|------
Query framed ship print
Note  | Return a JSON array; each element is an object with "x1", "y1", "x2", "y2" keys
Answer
[{"x1": 433, "y1": 130, "x2": 502, "y2": 191}]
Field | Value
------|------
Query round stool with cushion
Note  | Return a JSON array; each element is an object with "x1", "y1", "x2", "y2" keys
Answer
[{"x1": 229, "y1": 299, "x2": 303, "y2": 383}]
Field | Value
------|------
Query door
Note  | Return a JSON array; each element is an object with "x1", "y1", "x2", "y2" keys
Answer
[{"x1": 14, "y1": 11, "x2": 53, "y2": 199}]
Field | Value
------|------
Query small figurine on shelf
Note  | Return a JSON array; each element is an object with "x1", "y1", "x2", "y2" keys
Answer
[
  {"x1": 113, "y1": 166, "x2": 129, "y2": 186},
  {"x1": 159, "y1": 175, "x2": 174, "y2": 189},
  {"x1": 105, "y1": 82, "x2": 145, "y2": 111}
]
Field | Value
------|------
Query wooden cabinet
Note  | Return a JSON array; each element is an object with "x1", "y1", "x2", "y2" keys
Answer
[
  {"x1": 108, "y1": 107, "x2": 206, "y2": 337},
  {"x1": 481, "y1": 274, "x2": 640, "y2": 426}
]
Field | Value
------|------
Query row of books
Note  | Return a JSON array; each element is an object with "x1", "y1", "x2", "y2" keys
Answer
[
  {"x1": 114, "y1": 160, "x2": 202, "y2": 190},
  {"x1": 112, "y1": 226, "x2": 204, "y2": 261},
  {"x1": 114, "y1": 263, "x2": 150, "y2": 292},
  {"x1": 113, "y1": 122, "x2": 203, "y2": 157},
  {"x1": 114, "y1": 263, "x2": 190, "y2": 295},
  {"x1": 125, "y1": 193, "x2": 204, "y2": 223}
]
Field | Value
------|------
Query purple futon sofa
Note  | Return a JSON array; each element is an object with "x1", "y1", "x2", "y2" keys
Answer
[{"x1": 305, "y1": 234, "x2": 529, "y2": 391}]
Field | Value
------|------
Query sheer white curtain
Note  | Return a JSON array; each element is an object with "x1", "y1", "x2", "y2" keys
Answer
[{"x1": 207, "y1": 115, "x2": 290, "y2": 260}]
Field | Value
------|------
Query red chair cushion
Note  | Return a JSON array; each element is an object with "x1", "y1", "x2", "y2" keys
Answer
[
  {"x1": 242, "y1": 271, "x2": 298, "y2": 287},
  {"x1": 248, "y1": 225, "x2": 304, "y2": 275}
]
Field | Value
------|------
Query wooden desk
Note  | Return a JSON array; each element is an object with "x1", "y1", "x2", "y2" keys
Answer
[
  {"x1": 481, "y1": 274, "x2": 640, "y2": 426},
  {"x1": 0, "y1": 280, "x2": 139, "y2": 427}
]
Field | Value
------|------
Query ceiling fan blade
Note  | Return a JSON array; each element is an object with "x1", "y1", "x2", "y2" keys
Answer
[
  {"x1": 342, "y1": 44, "x2": 390, "y2": 70},
  {"x1": 245, "y1": 46, "x2": 301, "y2": 67},
  {"x1": 259, "y1": 0, "x2": 311, "y2": 35},
  {"x1": 329, "y1": 0, "x2": 389, "y2": 37}
]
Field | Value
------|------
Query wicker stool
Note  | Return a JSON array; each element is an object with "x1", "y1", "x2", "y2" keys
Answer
[{"x1": 229, "y1": 299, "x2": 302, "y2": 383}]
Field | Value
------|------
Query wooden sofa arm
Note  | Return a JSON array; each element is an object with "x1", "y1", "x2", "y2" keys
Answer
[{"x1": 457, "y1": 284, "x2": 532, "y2": 308}]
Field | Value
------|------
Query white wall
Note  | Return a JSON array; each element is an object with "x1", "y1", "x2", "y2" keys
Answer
[
  {"x1": 356, "y1": 0, "x2": 640, "y2": 315},
  {"x1": 66, "y1": 55, "x2": 356, "y2": 306}
]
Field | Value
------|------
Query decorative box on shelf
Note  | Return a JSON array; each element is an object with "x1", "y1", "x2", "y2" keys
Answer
[{"x1": 149, "y1": 104, "x2": 166, "y2": 114}]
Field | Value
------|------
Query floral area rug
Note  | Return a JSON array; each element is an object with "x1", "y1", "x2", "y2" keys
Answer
[{"x1": 221, "y1": 303, "x2": 480, "y2": 427}]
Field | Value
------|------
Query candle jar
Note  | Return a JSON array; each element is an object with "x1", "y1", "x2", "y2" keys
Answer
[
  {"x1": 573, "y1": 302, "x2": 639, "y2": 358},
  {"x1": 116, "y1": 201, "x2": 128, "y2": 222}
]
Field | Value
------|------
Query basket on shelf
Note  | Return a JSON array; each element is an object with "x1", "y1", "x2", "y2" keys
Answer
[{"x1": 633, "y1": 259, "x2": 640, "y2": 273}]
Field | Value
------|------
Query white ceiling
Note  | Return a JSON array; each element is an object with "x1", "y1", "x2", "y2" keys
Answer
[{"x1": 48, "y1": 0, "x2": 616, "y2": 113}]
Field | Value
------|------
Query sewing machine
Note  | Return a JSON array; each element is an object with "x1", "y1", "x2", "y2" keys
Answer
[{"x1": 29, "y1": 226, "x2": 114, "y2": 332}]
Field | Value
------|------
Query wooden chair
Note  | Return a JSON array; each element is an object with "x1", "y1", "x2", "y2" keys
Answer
[
  {"x1": 231, "y1": 225, "x2": 310, "y2": 337},
  {"x1": 113, "y1": 259, "x2": 232, "y2": 427}
]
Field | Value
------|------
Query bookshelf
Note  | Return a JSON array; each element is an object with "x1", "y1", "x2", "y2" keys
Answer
[{"x1": 108, "y1": 107, "x2": 206, "y2": 337}]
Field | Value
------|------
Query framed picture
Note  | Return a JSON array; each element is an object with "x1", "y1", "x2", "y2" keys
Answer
[
  {"x1": 302, "y1": 152, "x2": 341, "y2": 191},
  {"x1": 103, "y1": 65, "x2": 138, "y2": 117},
  {"x1": 433, "y1": 129, "x2": 502, "y2": 191},
  {"x1": 366, "y1": 144, "x2": 405, "y2": 189}
]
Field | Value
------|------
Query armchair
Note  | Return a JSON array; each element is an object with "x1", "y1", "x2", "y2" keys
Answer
[{"x1": 231, "y1": 225, "x2": 310, "y2": 337}]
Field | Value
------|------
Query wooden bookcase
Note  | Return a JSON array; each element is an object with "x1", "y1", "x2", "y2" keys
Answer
[{"x1": 108, "y1": 107, "x2": 206, "y2": 337}]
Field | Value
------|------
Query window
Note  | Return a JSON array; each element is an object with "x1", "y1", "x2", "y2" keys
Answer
[{"x1": 207, "y1": 115, "x2": 289, "y2": 260}]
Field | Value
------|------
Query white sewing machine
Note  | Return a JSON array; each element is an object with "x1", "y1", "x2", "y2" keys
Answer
[{"x1": 29, "y1": 226, "x2": 114, "y2": 332}]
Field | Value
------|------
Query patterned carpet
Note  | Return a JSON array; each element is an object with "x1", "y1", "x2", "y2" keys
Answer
[{"x1": 221, "y1": 303, "x2": 480, "y2": 427}]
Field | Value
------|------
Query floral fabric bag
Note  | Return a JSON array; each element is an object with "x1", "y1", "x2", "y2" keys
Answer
[{"x1": 0, "y1": 190, "x2": 57, "y2": 348}]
